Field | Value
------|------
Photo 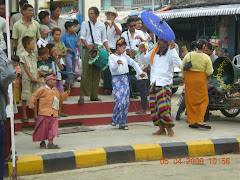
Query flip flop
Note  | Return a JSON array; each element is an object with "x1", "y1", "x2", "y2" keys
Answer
[
  {"x1": 21, "y1": 118, "x2": 29, "y2": 123},
  {"x1": 78, "y1": 98, "x2": 84, "y2": 104},
  {"x1": 47, "y1": 143, "x2": 60, "y2": 149},
  {"x1": 189, "y1": 124, "x2": 199, "y2": 128},
  {"x1": 198, "y1": 124, "x2": 211, "y2": 129},
  {"x1": 90, "y1": 98, "x2": 102, "y2": 101}
]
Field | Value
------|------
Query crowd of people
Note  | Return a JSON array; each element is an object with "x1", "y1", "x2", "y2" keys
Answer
[{"x1": 0, "y1": 1, "x2": 221, "y2": 179}]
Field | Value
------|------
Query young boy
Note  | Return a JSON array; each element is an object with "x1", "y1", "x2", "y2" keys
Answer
[
  {"x1": 38, "y1": 11, "x2": 51, "y2": 42},
  {"x1": 37, "y1": 47, "x2": 52, "y2": 87},
  {"x1": 20, "y1": 36, "x2": 40, "y2": 123},
  {"x1": 60, "y1": 21, "x2": 80, "y2": 88},
  {"x1": 37, "y1": 25, "x2": 51, "y2": 48},
  {"x1": 12, "y1": 55, "x2": 21, "y2": 104},
  {"x1": 29, "y1": 73, "x2": 70, "y2": 149},
  {"x1": 46, "y1": 43, "x2": 67, "y2": 118},
  {"x1": 129, "y1": 42, "x2": 149, "y2": 114},
  {"x1": 51, "y1": 28, "x2": 67, "y2": 65}
]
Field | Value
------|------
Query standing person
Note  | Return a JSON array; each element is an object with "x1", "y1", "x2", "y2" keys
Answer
[
  {"x1": 51, "y1": 28, "x2": 67, "y2": 64},
  {"x1": 12, "y1": 55, "x2": 21, "y2": 104},
  {"x1": 48, "y1": 4, "x2": 65, "y2": 37},
  {"x1": 135, "y1": 17, "x2": 143, "y2": 31},
  {"x1": 38, "y1": 11, "x2": 51, "y2": 42},
  {"x1": 143, "y1": 37, "x2": 182, "y2": 136},
  {"x1": 109, "y1": 37, "x2": 145, "y2": 130},
  {"x1": 0, "y1": 2, "x2": 5, "y2": 19},
  {"x1": 203, "y1": 42, "x2": 218, "y2": 121},
  {"x1": 102, "y1": 7, "x2": 122, "y2": 95},
  {"x1": 61, "y1": 21, "x2": 80, "y2": 89},
  {"x1": 78, "y1": 7, "x2": 111, "y2": 104},
  {"x1": 0, "y1": 49, "x2": 17, "y2": 179},
  {"x1": 129, "y1": 42, "x2": 149, "y2": 114},
  {"x1": 181, "y1": 39, "x2": 213, "y2": 129},
  {"x1": 19, "y1": 36, "x2": 40, "y2": 123},
  {"x1": 37, "y1": 47, "x2": 52, "y2": 87},
  {"x1": 29, "y1": 73, "x2": 70, "y2": 149},
  {"x1": 37, "y1": 25, "x2": 51, "y2": 48},
  {"x1": 121, "y1": 18, "x2": 145, "y2": 51},
  {"x1": 46, "y1": 43, "x2": 67, "y2": 118},
  {"x1": 10, "y1": 0, "x2": 29, "y2": 31},
  {"x1": 12, "y1": 4, "x2": 40, "y2": 57},
  {"x1": 0, "y1": 16, "x2": 7, "y2": 53}
]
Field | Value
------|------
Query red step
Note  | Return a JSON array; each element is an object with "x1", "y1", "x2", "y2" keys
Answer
[
  {"x1": 69, "y1": 87, "x2": 104, "y2": 96},
  {"x1": 14, "y1": 113, "x2": 151, "y2": 131},
  {"x1": 15, "y1": 101, "x2": 149, "y2": 120}
]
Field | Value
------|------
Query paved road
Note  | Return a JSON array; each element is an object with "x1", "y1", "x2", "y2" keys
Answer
[{"x1": 13, "y1": 154, "x2": 240, "y2": 180}]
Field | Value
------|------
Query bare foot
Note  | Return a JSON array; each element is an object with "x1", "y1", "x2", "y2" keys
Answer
[
  {"x1": 167, "y1": 128, "x2": 174, "y2": 137},
  {"x1": 152, "y1": 129, "x2": 166, "y2": 135}
]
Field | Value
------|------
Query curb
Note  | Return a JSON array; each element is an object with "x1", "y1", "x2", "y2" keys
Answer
[{"x1": 4, "y1": 137, "x2": 240, "y2": 177}]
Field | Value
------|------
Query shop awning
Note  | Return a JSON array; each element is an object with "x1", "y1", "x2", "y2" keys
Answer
[{"x1": 155, "y1": 4, "x2": 240, "y2": 19}]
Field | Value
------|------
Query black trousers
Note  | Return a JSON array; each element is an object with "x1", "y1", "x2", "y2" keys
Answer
[{"x1": 103, "y1": 49, "x2": 116, "y2": 90}]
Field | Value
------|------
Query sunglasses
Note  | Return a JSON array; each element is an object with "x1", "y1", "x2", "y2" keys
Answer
[{"x1": 129, "y1": 25, "x2": 136, "y2": 28}]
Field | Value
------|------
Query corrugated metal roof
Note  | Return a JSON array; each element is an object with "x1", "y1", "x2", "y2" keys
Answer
[{"x1": 155, "y1": 4, "x2": 240, "y2": 19}]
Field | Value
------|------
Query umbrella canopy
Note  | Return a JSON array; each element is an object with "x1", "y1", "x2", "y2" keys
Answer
[{"x1": 141, "y1": 11, "x2": 175, "y2": 41}]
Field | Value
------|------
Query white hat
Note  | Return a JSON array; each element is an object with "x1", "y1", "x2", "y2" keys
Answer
[{"x1": 105, "y1": 7, "x2": 118, "y2": 17}]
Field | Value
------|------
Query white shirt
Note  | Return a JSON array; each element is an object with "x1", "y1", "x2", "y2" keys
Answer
[
  {"x1": 144, "y1": 48, "x2": 182, "y2": 86},
  {"x1": 0, "y1": 17, "x2": 6, "y2": 50},
  {"x1": 80, "y1": 21, "x2": 107, "y2": 46},
  {"x1": 135, "y1": 52, "x2": 148, "y2": 80},
  {"x1": 121, "y1": 30, "x2": 145, "y2": 51},
  {"x1": 109, "y1": 54, "x2": 143, "y2": 76},
  {"x1": 51, "y1": 58, "x2": 64, "y2": 80},
  {"x1": 37, "y1": 37, "x2": 48, "y2": 48},
  {"x1": 106, "y1": 23, "x2": 122, "y2": 49}
]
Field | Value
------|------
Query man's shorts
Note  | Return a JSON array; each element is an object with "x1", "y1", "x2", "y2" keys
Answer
[{"x1": 21, "y1": 79, "x2": 39, "y2": 100}]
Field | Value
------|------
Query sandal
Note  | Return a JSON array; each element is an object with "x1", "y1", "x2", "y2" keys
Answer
[
  {"x1": 119, "y1": 125, "x2": 129, "y2": 130},
  {"x1": 111, "y1": 120, "x2": 116, "y2": 126},
  {"x1": 40, "y1": 141, "x2": 47, "y2": 149},
  {"x1": 78, "y1": 98, "x2": 84, "y2": 104},
  {"x1": 60, "y1": 113, "x2": 68, "y2": 117},
  {"x1": 47, "y1": 143, "x2": 60, "y2": 149},
  {"x1": 189, "y1": 124, "x2": 199, "y2": 128},
  {"x1": 90, "y1": 98, "x2": 102, "y2": 101},
  {"x1": 136, "y1": 111, "x2": 147, "y2": 115},
  {"x1": 21, "y1": 118, "x2": 29, "y2": 123},
  {"x1": 198, "y1": 124, "x2": 211, "y2": 129}
]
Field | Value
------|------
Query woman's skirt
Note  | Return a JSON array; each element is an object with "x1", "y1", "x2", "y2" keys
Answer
[
  {"x1": 149, "y1": 83, "x2": 174, "y2": 127},
  {"x1": 185, "y1": 71, "x2": 208, "y2": 124},
  {"x1": 33, "y1": 115, "x2": 59, "y2": 142},
  {"x1": 111, "y1": 75, "x2": 130, "y2": 126}
]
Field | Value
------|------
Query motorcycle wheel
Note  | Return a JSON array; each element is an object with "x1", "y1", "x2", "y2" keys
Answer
[
  {"x1": 176, "y1": 97, "x2": 185, "y2": 120},
  {"x1": 172, "y1": 87, "x2": 178, "y2": 94},
  {"x1": 220, "y1": 109, "x2": 240, "y2": 117}
]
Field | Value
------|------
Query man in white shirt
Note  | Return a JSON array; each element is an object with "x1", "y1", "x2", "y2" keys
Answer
[
  {"x1": 78, "y1": 7, "x2": 111, "y2": 104},
  {"x1": 10, "y1": 0, "x2": 29, "y2": 31},
  {"x1": 121, "y1": 17, "x2": 145, "y2": 52},
  {"x1": 0, "y1": 17, "x2": 6, "y2": 53},
  {"x1": 144, "y1": 37, "x2": 182, "y2": 137},
  {"x1": 102, "y1": 7, "x2": 122, "y2": 96}
]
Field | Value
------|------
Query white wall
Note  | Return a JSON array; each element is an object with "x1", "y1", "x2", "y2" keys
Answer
[{"x1": 83, "y1": 0, "x2": 101, "y2": 21}]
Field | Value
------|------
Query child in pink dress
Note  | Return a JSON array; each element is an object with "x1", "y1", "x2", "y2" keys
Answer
[{"x1": 29, "y1": 73, "x2": 70, "y2": 149}]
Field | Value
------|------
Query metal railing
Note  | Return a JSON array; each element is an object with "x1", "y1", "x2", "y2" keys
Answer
[{"x1": 111, "y1": 0, "x2": 124, "y2": 8}]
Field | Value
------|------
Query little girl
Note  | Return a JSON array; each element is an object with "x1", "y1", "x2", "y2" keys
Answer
[
  {"x1": 109, "y1": 37, "x2": 145, "y2": 130},
  {"x1": 29, "y1": 73, "x2": 70, "y2": 149}
]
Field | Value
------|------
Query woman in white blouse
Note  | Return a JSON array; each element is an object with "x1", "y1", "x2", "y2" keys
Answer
[{"x1": 109, "y1": 37, "x2": 145, "y2": 130}]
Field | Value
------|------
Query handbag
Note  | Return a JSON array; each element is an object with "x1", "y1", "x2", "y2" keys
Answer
[{"x1": 183, "y1": 52, "x2": 192, "y2": 71}]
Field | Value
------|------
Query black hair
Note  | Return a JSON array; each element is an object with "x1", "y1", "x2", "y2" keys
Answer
[
  {"x1": 22, "y1": 4, "x2": 33, "y2": 11},
  {"x1": 38, "y1": 11, "x2": 49, "y2": 22},
  {"x1": 22, "y1": 36, "x2": 34, "y2": 49},
  {"x1": 196, "y1": 39, "x2": 208, "y2": 50},
  {"x1": 64, "y1": 21, "x2": 75, "y2": 30},
  {"x1": 127, "y1": 17, "x2": 136, "y2": 25},
  {"x1": 44, "y1": 72, "x2": 54, "y2": 79},
  {"x1": 0, "y1": 2, "x2": 5, "y2": 5},
  {"x1": 89, "y1": 7, "x2": 100, "y2": 15},
  {"x1": 19, "y1": 0, "x2": 28, "y2": 7},
  {"x1": 206, "y1": 42, "x2": 213, "y2": 51},
  {"x1": 135, "y1": 17, "x2": 142, "y2": 22},
  {"x1": 50, "y1": 4, "x2": 61, "y2": 12},
  {"x1": 190, "y1": 41, "x2": 197, "y2": 51},
  {"x1": 199, "y1": 36, "x2": 209, "y2": 42},
  {"x1": 116, "y1": 37, "x2": 127, "y2": 49},
  {"x1": 11, "y1": 55, "x2": 20, "y2": 62},
  {"x1": 46, "y1": 43, "x2": 55, "y2": 53},
  {"x1": 72, "y1": 19, "x2": 79, "y2": 25}
]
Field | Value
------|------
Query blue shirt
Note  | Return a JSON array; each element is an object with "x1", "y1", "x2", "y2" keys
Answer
[{"x1": 60, "y1": 32, "x2": 78, "y2": 60}]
